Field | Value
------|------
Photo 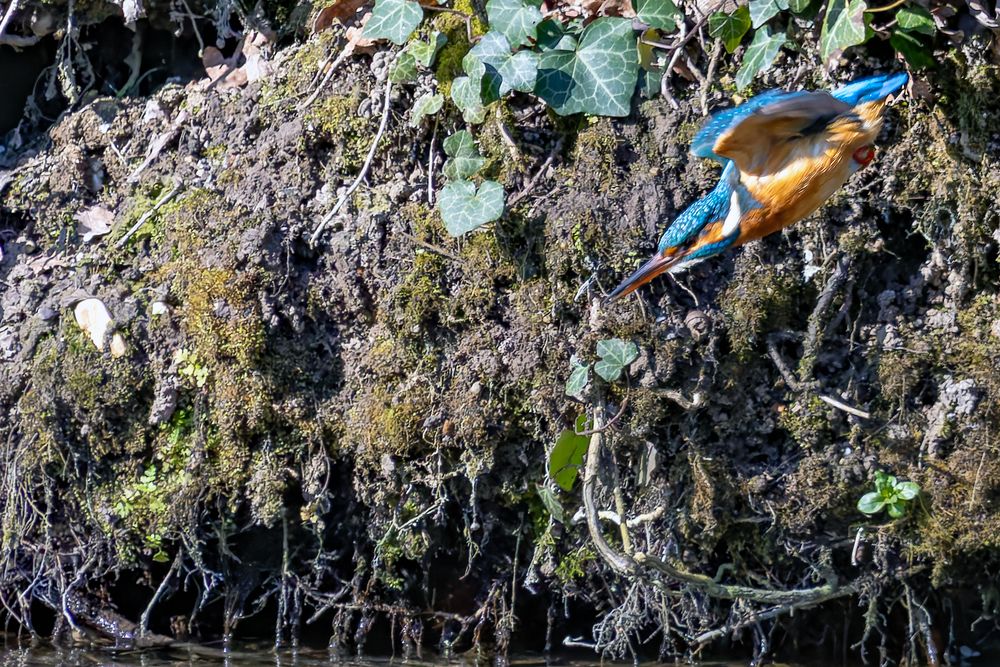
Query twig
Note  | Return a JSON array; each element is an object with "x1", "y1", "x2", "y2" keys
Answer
[
  {"x1": 115, "y1": 183, "x2": 184, "y2": 248},
  {"x1": 625, "y1": 506, "x2": 665, "y2": 528},
  {"x1": 691, "y1": 580, "x2": 860, "y2": 645},
  {"x1": 851, "y1": 526, "x2": 864, "y2": 566},
  {"x1": 310, "y1": 76, "x2": 393, "y2": 246},
  {"x1": 297, "y1": 40, "x2": 355, "y2": 112},
  {"x1": 655, "y1": 387, "x2": 704, "y2": 410},
  {"x1": 0, "y1": 0, "x2": 21, "y2": 43},
  {"x1": 507, "y1": 136, "x2": 564, "y2": 208},
  {"x1": 701, "y1": 41, "x2": 722, "y2": 116},
  {"x1": 140, "y1": 549, "x2": 183, "y2": 636},
  {"x1": 576, "y1": 398, "x2": 628, "y2": 435},
  {"x1": 766, "y1": 334, "x2": 816, "y2": 392},
  {"x1": 969, "y1": 451, "x2": 987, "y2": 510},
  {"x1": 398, "y1": 231, "x2": 464, "y2": 264},
  {"x1": 427, "y1": 117, "x2": 438, "y2": 206},
  {"x1": 496, "y1": 108, "x2": 520, "y2": 163},
  {"x1": 802, "y1": 254, "x2": 850, "y2": 383},
  {"x1": 818, "y1": 394, "x2": 870, "y2": 420},
  {"x1": 865, "y1": 0, "x2": 906, "y2": 12},
  {"x1": 421, "y1": 5, "x2": 475, "y2": 43}
]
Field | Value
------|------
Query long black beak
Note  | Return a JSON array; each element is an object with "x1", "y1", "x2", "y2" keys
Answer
[{"x1": 606, "y1": 253, "x2": 674, "y2": 302}]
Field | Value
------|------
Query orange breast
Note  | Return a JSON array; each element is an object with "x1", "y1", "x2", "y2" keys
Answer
[{"x1": 734, "y1": 148, "x2": 858, "y2": 246}]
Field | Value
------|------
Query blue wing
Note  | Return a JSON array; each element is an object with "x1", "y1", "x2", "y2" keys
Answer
[
  {"x1": 657, "y1": 162, "x2": 760, "y2": 252},
  {"x1": 690, "y1": 89, "x2": 805, "y2": 164}
]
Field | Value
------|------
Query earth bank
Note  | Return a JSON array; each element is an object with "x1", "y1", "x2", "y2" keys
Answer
[{"x1": 1, "y1": 1, "x2": 1000, "y2": 662}]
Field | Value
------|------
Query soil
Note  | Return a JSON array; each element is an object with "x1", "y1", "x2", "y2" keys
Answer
[{"x1": 1, "y1": 3, "x2": 1000, "y2": 663}]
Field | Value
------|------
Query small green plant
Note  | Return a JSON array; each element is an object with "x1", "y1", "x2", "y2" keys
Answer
[
  {"x1": 564, "y1": 338, "x2": 638, "y2": 399},
  {"x1": 175, "y1": 348, "x2": 209, "y2": 388},
  {"x1": 857, "y1": 470, "x2": 920, "y2": 518}
]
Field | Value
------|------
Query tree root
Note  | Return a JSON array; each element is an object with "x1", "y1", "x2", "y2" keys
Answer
[{"x1": 581, "y1": 400, "x2": 865, "y2": 648}]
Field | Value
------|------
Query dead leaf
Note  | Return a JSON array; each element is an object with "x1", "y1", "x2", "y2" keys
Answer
[
  {"x1": 74, "y1": 205, "x2": 114, "y2": 243},
  {"x1": 313, "y1": 0, "x2": 370, "y2": 32},
  {"x1": 345, "y1": 13, "x2": 379, "y2": 55}
]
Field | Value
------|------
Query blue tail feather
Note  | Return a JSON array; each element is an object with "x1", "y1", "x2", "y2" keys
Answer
[{"x1": 831, "y1": 72, "x2": 909, "y2": 106}]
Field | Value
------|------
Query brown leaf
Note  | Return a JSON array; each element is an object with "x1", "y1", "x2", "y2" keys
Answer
[
  {"x1": 313, "y1": 0, "x2": 371, "y2": 32},
  {"x1": 74, "y1": 205, "x2": 114, "y2": 243},
  {"x1": 345, "y1": 12, "x2": 379, "y2": 55}
]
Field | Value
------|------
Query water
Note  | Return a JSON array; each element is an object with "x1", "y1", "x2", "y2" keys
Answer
[{"x1": 0, "y1": 643, "x2": 815, "y2": 667}]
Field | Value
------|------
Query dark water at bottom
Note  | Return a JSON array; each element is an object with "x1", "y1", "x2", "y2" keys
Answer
[{"x1": 0, "y1": 642, "x2": 841, "y2": 667}]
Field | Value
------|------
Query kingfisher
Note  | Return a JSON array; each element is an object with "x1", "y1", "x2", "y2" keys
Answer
[{"x1": 607, "y1": 72, "x2": 909, "y2": 301}]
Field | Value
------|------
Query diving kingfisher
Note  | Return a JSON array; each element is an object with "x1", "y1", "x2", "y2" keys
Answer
[{"x1": 607, "y1": 72, "x2": 909, "y2": 301}]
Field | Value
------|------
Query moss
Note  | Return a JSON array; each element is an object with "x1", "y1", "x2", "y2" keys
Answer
[
  {"x1": 305, "y1": 91, "x2": 377, "y2": 173},
  {"x1": 778, "y1": 394, "x2": 831, "y2": 449},
  {"x1": 554, "y1": 545, "x2": 596, "y2": 585},
  {"x1": 719, "y1": 259, "x2": 800, "y2": 361}
]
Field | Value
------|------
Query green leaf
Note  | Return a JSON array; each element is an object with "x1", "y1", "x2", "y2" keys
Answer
[
  {"x1": 819, "y1": 0, "x2": 868, "y2": 64},
  {"x1": 735, "y1": 27, "x2": 785, "y2": 90},
  {"x1": 749, "y1": 0, "x2": 789, "y2": 28},
  {"x1": 635, "y1": 0, "x2": 681, "y2": 32},
  {"x1": 896, "y1": 481, "x2": 920, "y2": 500},
  {"x1": 549, "y1": 417, "x2": 589, "y2": 491},
  {"x1": 409, "y1": 92, "x2": 443, "y2": 127},
  {"x1": 857, "y1": 492, "x2": 884, "y2": 515},
  {"x1": 408, "y1": 30, "x2": 448, "y2": 67},
  {"x1": 890, "y1": 28, "x2": 934, "y2": 69},
  {"x1": 363, "y1": 0, "x2": 424, "y2": 45},
  {"x1": 565, "y1": 361, "x2": 589, "y2": 399},
  {"x1": 443, "y1": 130, "x2": 486, "y2": 180},
  {"x1": 895, "y1": 5, "x2": 935, "y2": 34},
  {"x1": 389, "y1": 52, "x2": 419, "y2": 82},
  {"x1": 439, "y1": 180, "x2": 505, "y2": 235},
  {"x1": 708, "y1": 6, "x2": 751, "y2": 53},
  {"x1": 464, "y1": 31, "x2": 539, "y2": 100},
  {"x1": 451, "y1": 76, "x2": 487, "y2": 124},
  {"x1": 787, "y1": 0, "x2": 818, "y2": 15},
  {"x1": 486, "y1": 0, "x2": 542, "y2": 48},
  {"x1": 537, "y1": 484, "x2": 566, "y2": 523},
  {"x1": 536, "y1": 18, "x2": 578, "y2": 50},
  {"x1": 594, "y1": 338, "x2": 639, "y2": 382},
  {"x1": 887, "y1": 500, "x2": 906, "y2": 518},
  {"x1": 535, "y1": 17, "x2": 639, "y2": 117},
  {"x1": 152, "y1": 550, "x2": 170, "y2": 563}
]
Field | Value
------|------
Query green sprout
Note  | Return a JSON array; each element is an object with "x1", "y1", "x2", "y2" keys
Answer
[{"x1": 857, "y1": 471, "x2": 920, "y2": 519}]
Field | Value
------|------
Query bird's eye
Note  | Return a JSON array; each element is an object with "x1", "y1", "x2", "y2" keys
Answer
[{"x1": 853, "y1": 146, "x2": 875, "y2": 165}]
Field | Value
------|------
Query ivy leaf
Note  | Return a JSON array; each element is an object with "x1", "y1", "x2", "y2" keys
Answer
[
  {"x1": 749, "y1": 0, "x2": 789, "y2": 28},
  {"x1": 549, "y1": 415, "x2": 589, "y2": 491},
  {"x1": 890, "y1": 28, "x2": 934, "y2": 68},
  {"x1": 537, "y1": 484, "x2": 566, "y2": 523},
  {"x1": 362, "y1": 0, "x2": 424, "y2": 45},
  {"x1": 389, "y1": 51, "x2": 418, "y2": 83},
  {"x1": 819, "y1": 0, "x2": 868, "y2": 65},
  {"x1": 536, "y1": 18, "x2": 578, "y2": 50},
  {"x1": 439, "y1": 180, "x2": 505, "y2": 235},
  {"x1": 635, "y1": 0, "x2": 681, "y2": 32},
  {"x1": 443, "y1": 130, "x2": 486, "y2": 180},
  {"x1": 486, "y1": 0, "x2": 542, "y2": 48},
  {"x1": 451, "y1": 76, "x2": 487, "y2": 123},
  {"x1": 409, "y1": 92, "x2": 443, "y2": 127},
  {"x1": 857, "y1": 492, "x2": 884, "y2": 515},
  {"x1": 466, "y1": 31, "x2": 539, "y2": 100},
  {"x1": 896, "y1": 5, "x2": 935, "y2": 34},
  {"x1": 565, "y1": 361, "x2": 589, "y2": 399},
  {"x1": 594, "y1": 338, "x2": 639, "y2": 382},
  {"x1": 408, "y1": 30, "x2": 448, "y2": 67},
  {"x1": 735, "y1": 27, "x2": 785, "y2": 90},
  {"x1": 535, "y1": 17, "x2": 639, "y2": 117},
  {"x1": 708, "y1": 6, "x2": 752, "y2": 53},
  {"x1": 787, "y1": 0, "x2": 817, "y2": 14}
]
